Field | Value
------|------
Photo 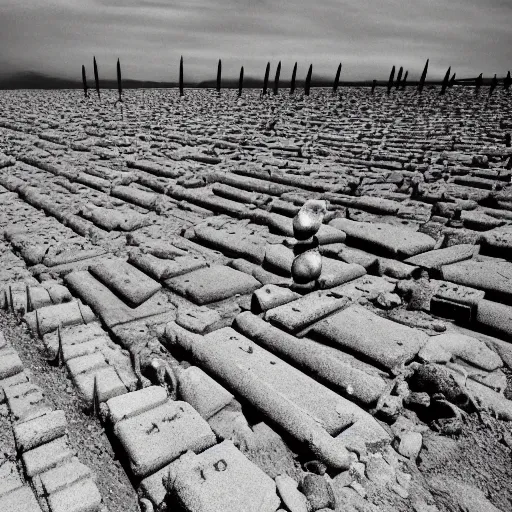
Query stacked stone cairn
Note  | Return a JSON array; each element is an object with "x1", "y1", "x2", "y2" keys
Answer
[{"x1": 291, "y1": 199, "x2": 327, "y2": 291}]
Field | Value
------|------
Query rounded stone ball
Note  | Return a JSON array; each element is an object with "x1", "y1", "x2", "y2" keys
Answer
[{"x1": 292, "y1": 249, "x2": 322, "y2": 283}]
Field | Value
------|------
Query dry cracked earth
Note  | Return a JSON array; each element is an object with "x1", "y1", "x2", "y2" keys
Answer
[{"x1": 0, "y1": 86, "x2": 511, "y2": 512}]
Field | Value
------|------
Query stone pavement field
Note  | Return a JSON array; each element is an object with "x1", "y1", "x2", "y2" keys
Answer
[{"x1": 0, "y1": 86, "x2": 511, "y2": 511}]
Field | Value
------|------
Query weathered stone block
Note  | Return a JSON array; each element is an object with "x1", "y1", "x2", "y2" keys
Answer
[
  {"x1": 329, "y1": 218, "x2": 436, "y2": 259},
  {"x1": 0, "y1": 460, "x2": 23, "y2": 497},
  {"x1": 178, "y1": 366, "x2": 233, "y2": 420},
  {"x1": 311, "y1": 304, "x2": 428, "y2": 370},
  {"x1": 168, "y1": 441, "x2": 281, "y2": 512},
  {"x1": 90, "y1": 258, "x2": 161, "y2": 307},
  {"x1": 47, "y1": 478, "x2": 101, "y2": 512},
  {"x1": 65, "y1": 271, "x2": 171, "y2": 328},
  {"x1": 265, "y1": 291, "x2": 350, "y2": 333},
  {"x1": 39, "y1": 457, "x2": 92, "y2": 495},
  {"x1": 166, "y1": 265, "x2": 260, "y2": 305},
  {"x1": 33, "y1": 301, "x2": 87, "y2": 336},
  {"x1": 14, "y1": 410, "x2": 67, "y2": 453},
  {"x1": 0, "y1": 347, "x2": 23, "y2": 379},
  {"x1": 106, "y1": 386, "x2": 168, "y2": 425},
  {"x1": 0, "y1": 486, "x2": 43, "y2": 512},
  {"x1": 23, "y1": 436, "x2": 74, "y2": 477},
  {"x1": 73, "y1": 366, "x2": 127, "y2": 405},
  {"x1": 114, "y1": 400, "x2": 216, "y2": 477}
]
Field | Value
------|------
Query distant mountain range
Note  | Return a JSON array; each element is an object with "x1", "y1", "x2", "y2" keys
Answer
[
  {"x1": 0, "y1": 71, "x2": 501, "y2": 90},
  {"x1": 0, "y1": 72, "x2": 178, "y2": 90}
]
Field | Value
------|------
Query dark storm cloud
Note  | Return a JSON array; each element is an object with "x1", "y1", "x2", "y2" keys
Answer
[{"x1": 0, "y1": 0, "x2": 510, "y2": 81}]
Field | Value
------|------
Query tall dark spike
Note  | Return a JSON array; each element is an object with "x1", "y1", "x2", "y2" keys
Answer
[
  {"x1": 489, "y1": 74, "x2": 498, "y2": 96},
  {"x1": 26, "y1": 284, "x2": 32, "y2": 314},
  {"x1": 395, "y1": 66, "x2": 403, "y2": 90},
  {"x1": 304, "y1": 64, "x2": 313, "y2": 96},
  {"x1": 332, "y1": 63, "x2": 342, "y2": 94},
  {"x1": 93, "y1": 56, "x2": 100, "y2": 99},
  {"x1": 371, "y1": 79, "x2": 377, "y2": 94},
  {"x1": 216, "y1": 59, "x2": 221, "y2": 93},
  {"x1": 92, "y1": 374, "x2": 100, "y2": 417},
  {"x1": 81, "y1": 65, "x2": 88, "y2": 98},
  {"x1": 475, "y1": 73, "x2": 483, "y2": 94},
  {"x1": 238, "y1": 66, "x2": 244, "y2": 97},
  {"x1": 387, "y1": 66, "x2": 395, "y2": 94},
  {"x1": 418, "y1": 59, "x2": 429, "y2": 93},
  {"x1": 57, "y1": 326, "x2": 64, "y2": 367},
  {"x1": 273, "y1": 61, "x2": 281, "y2": 96},
  {"x1": 179, "y1": 56, "x2": 184, "y2": 97},
  {"x1": 116, "y1": 58, "x2": 122, "y2": 102},
  {"x1": 290, "y1": 62, "x2": 297, "y2": 95},
  {"x1": 504, "y1": 71, "x2": 511, "y2": 90},
  {"x1": 401, "y1": 70, "x2": 409, "y2": 90},
  {"x1": 263, "y1": 62, "x2": 270, "y2": 95},
  {"x1": 440, "y1": 66, "x2": 451, "y2": 95},
  {"x1": 449, "y1": 72, "x2": 456, "y2": 88}
]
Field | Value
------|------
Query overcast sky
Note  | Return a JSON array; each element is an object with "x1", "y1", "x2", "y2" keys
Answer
[{"x1": 0, "y1": 0, "x2": 510, "y2": 82}]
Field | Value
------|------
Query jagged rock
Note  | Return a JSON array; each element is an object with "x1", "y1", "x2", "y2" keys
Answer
[
  {"x1": 375, "y1": 292, "x2": 401, "y2": 309},
  {"x1": 410, "y1": 363, "x2": 474, "y2": 413},
  {"x1": 396, "y1": 432, "x2": 423, "y2": 460}
]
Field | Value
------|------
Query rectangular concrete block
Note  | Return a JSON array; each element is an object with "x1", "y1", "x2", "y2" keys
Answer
[
  {"x1": 0, "y1": 371, "x2": 30, "y2": 403},
  {"x1": 62, "y1": 338, "x2": 110, "y2": 362},
  {"x1": 66, "y1": 353, "x2": 107, "y2": 378},
  {"x1": 0, "y1": 347, "x2": 24, "y2": 379},
  {"x1": 47, "y1": 478, "x2": 102, "y2": 512},
  {"x1": 441, "y1": 259, "x2": 512, "y2": 304},
  {"x1": 65, "y1": 271, "x2": 171, "y2": 328},
  {"x1": 90, "y1": 258, "x2": 161, "y2": 308},
  {"x1": 0, "y1": 486, "x2": 43, "y2": 512},
  {"x1": 169, "y1": 441, "x2": 280, "y2": 512},
  {"x1": 14, "y1": 410, "x2": 67, "y2": 452},
  {"x1": 5, "y1": 382, "x2": 50, "y2": 424},
  {"x1": 28, "y1": 286, "x2": 53, "y2": 311},
  {"x1": 22, "y1": 436, "x2": 74, "y2": 477},
  {"x1": 311, "y1": 304, "x2": 428, "y2": 370},
  {"x1": 35, "y1": 300, "x2": 85, "y2": 335},
  {"x1": 329, "y1": 218, "x2": 436, "y2": 259},
  {"x1": 40, "y1": 457, "x2": 92, "y2": 495},
  {"x1": 132, "y1": 251, "x2": 206, "y2": 281},
  {"x1": 42, "y1": 323, "x2": 106, "y2": 358},
  {"x1": 0, "y1": 460, "x2": 23, "y2": 497},
  {"x1": 73, "y1": 366, "x2": 127, "y2": 405},
  {"x1": 265, "y1": 290, "x2": 350, "y2": 333},
  {"x1": 166, "y1": 265, "x2": 260, "y2": 305},
  {"x1": 106, "y1": 386, "x2": 168, "y2": 425},
  {"x1": 178, "y1": 366, "x2": 234, "y2": 420},
  {"x1": 317, "y1": 258, "x2": 366, "y2": 289},
  {"x1": 114, "y1": 400, "x2": 216, "y2": 477}
]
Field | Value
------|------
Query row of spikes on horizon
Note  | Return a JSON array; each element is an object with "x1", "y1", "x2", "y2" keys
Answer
[{"x1": 83, "y1": 57, "x2": 512, "y2": 102}]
